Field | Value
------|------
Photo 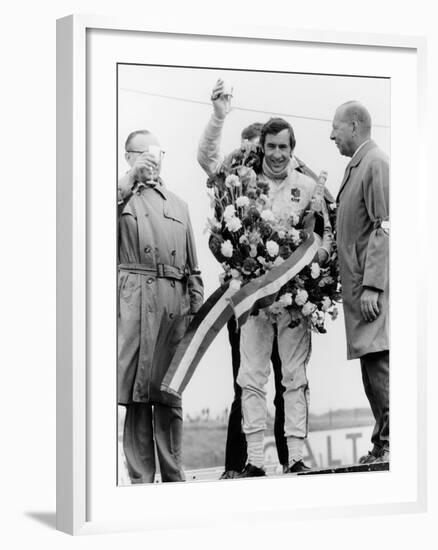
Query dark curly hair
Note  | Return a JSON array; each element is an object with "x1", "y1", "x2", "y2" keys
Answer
[{"x1": 260, "y1": 118, "x2": 296, "y2": 150}]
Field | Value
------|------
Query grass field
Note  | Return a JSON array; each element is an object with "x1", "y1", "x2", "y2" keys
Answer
[{"x1": 183, "y1": 424, "x2": 227, "y2": 469}]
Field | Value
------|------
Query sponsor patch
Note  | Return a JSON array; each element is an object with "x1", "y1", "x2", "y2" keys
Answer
[{"x1": 291, "y1": 188, "x2": 301, "y2": 202}]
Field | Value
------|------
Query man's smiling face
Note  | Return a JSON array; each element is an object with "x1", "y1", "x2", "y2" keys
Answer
[{"x1": 262, "y1": 129, "x2": 292, "y2": 174}]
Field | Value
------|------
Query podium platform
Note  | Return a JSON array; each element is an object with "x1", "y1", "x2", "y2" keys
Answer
[
  {"x1": 183, "y1": 461, "x2": 389, "y2": 482},
  {"x1": 295, "y1": 462, "x2": 389, "y2": 475}
]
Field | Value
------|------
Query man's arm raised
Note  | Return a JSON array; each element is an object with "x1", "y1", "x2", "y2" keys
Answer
[{"x1": 197, "y1": 78, "x2": 232, "y2": 177}]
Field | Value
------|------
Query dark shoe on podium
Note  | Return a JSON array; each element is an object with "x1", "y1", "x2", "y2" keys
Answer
[
  {"x1": 359, "y1": 449, "x2": 380, "y2": 464},
  {"x1": 237, "y1": 463, "x2": 266, "y2": 478},
  {"x1": 219, "y1": 470, "x2": 241, "y2": 480},
  {"x1": 375, "y1": 449, "x2": 390, "y2": 463},
  {"x1": 285, "y1": 460, "x2": 311, "y2": 473}
]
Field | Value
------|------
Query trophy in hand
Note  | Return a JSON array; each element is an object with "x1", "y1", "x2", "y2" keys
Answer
[
  {"x1": 222, "y1": 82, "x2": 233, "y2": 114},
  {"x1": 211, "y1": 78, "x2": 233, "y2": 116},
  {"x1": 146, "y1": 144, "x2": 162, "y2": 185}
]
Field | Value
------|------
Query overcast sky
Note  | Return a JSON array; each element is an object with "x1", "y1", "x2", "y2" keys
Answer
[{"x1": 118, "y1": 64, "x2": 390, "y2": 416}]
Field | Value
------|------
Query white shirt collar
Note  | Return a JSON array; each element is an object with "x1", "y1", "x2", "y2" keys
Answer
[
  {"x1": 352, "y1": 139, "x2": 371, "y2": 159},
  {"x1": 290, "y1": 156, "x2": 299, "y2": 170},
  {"x1": 284, "y1": 156, "x2": 299, "y2": 176}
]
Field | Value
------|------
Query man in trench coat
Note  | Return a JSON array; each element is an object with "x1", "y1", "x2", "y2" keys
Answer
[
  {"x1": 330, "y1": 101, "x2": 389, "y2": 463},
  {"x1": 118, "y1": 129, "x2": 204, "y2": 483}
]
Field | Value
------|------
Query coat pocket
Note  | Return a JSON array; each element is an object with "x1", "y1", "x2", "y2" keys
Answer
[
  {"x1": 163, "y1": 203, "x2": 185, "y2": 224},
  {"x1": 344, "y1": 242, "x2": 363, "y2": 283}
]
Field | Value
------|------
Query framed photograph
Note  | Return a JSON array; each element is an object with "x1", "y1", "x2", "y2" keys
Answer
[{"x1": 57, "y1": 15, "x2": 427, "y2": 535}]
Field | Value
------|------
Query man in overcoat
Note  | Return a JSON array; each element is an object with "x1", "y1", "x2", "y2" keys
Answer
[
  {"x1": 118, "y1": 129, "x2": 204, "y2": 483},
  {"x1": 330, "y1": 101, "x2": 389, "y2": 463}
]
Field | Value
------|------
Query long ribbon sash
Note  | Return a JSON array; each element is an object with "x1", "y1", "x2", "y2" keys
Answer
[
  {"x1": 230, "y1": 233, "x2": 319, "y2": 326},
  {"x1": 161, "y1": 229, "x2": 320, "y2": 397},
  {"x1": 160, "y1": 284, "x2": 236, "y2": 397}
]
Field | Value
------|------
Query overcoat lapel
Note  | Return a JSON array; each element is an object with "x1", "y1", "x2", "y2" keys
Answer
[{"x1": 336, "y1": 140, "x2": 377, "y2": 202}]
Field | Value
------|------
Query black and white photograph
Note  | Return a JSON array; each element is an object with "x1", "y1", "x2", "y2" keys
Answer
[{"x1": 116, "y1": 64, "x2": 390, "y2": 485}]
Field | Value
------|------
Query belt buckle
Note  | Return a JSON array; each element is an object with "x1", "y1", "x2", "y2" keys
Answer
[{"x1": 156, "y1": 263, "x2": 165, "y2": 278}]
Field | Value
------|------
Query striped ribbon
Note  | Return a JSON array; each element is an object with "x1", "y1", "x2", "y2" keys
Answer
[
  {"x1": 160, "y1": 283, "x2": 236, "y2": 397},
  {"x1": 229, "y1": 233, "x2": 320, "y2": 327},
  {"x1": 161, "y1": 227, "x2": 320, "y2": 397}
]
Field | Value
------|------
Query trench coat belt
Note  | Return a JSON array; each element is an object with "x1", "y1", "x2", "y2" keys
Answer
[{"x1": 118, "y1": 262, "x2": 186, "y2": 281}]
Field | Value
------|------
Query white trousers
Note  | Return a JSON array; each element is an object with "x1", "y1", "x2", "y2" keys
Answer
[{"x1": 237, "y1": 311, "x2": 311, "y2": 438}]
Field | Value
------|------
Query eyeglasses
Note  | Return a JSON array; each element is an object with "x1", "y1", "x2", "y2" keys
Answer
[{"x1": 126, "y1": 149, "x2": 166, "y2": 157}]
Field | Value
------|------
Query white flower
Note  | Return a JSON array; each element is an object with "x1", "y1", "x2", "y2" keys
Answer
[
  {"x1": 225, "y1": 174, "x2": 241, "y2": 187},
  {"x1": 302, "y1": 301, "x2": 317, "y2": 316},
  {"x1": 248, "y1": 230, "x2": 261, "y2": 245},
  {"x1": 229, "y1": 279, "x2": 242, "y2": 291},
  {"x1": 310, "y1": 262, "x2": 321, "y2": 279},
  {"x1": 239, "y1": 234, "x2": 249, "y2": 245},
  {"x1": 221, "y1": 240, "x2": 233, "y2": 258},
  {"x1": 290, "y1": 214, "x2": 300, "y2": 226},
  {"x1": 235, "y1": 196, "x2": 250, "y2": 208},
  {"x1": 250, "y1": 244, "x2": 258, "y2": 257},
  {"x1": 321, "y1": 296, "x2": 331, "y2": 311},
  {"x1": 230, "y1": 268, "x2": 240, "y2": 279},
  {"x1": 288, "y1": 227, "x2": 301, "y2": 245},
  {"x1": 279, "y1": 293, "x2": 293, "y2": 307},
  {"x1": 261, "y1": 209, "x2": 275, "y2": 223},
  {"x1": 266, "y1": 240, "x2": 279, "y2": 257},
  {"x1": 295, "y1": 289, "x2": 308, "y2": 306},
  {"x1": 278, "y1": 230, "x2": 286, "y2": 239},
  {"x1": 223, "y1": 205, "x2": 236, "y2": 220},
  {"x1": 273, "y1": 256, "x2": 285, "y2": 267},
  {"x1": 226, "y1": 216, "x2": 242, "y2": 232}
]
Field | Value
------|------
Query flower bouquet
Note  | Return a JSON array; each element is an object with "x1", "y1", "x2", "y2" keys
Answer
[{"x1": 206, "y1": 142, "x2": 341, "y2": 333}]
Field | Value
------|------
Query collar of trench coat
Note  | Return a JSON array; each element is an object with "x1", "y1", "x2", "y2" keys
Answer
[
  {"x1": 133, "y1": 177, "x2": 168, "y2": 201},
  {"x1": 336, "y1": 140, "x2": 377, "y2": 203}
]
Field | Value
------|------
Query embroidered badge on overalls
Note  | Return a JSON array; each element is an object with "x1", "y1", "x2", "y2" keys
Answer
[{"x1": 291, "y1": 188, "x2": 301, "y2": 203}]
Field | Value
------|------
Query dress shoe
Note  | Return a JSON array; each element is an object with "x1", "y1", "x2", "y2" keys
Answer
[
  {"x1": 375, "y1": 449, "x2": 390, "y2": 463},
  {"x1": 359, "y1": 449, "x2": 380, "y2": 464},
  {"x1": 285, "y1": 460, "x2": 311, "y2": 473},
  {"x1": 219, "y1": 469, "x2": 241, "y2": 480},
  {"x1": 237, "y1": 463, "x2": 266, "y2": 478}
]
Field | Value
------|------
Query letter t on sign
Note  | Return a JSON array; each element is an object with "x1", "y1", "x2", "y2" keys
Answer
[{"x1": 346, "y1": 432, "x2": 362, "y2": 464}]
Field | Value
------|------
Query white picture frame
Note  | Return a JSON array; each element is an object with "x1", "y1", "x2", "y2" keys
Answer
[{"x1": 56, "y1": 15, "x2": 428, "y2": 535}]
